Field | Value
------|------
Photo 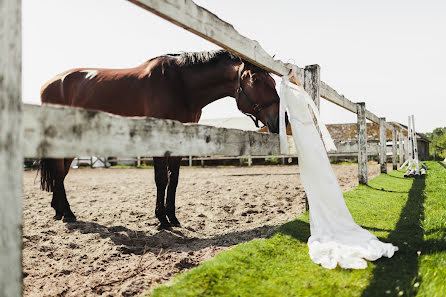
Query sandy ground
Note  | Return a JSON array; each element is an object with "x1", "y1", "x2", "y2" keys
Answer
[{"x1": 22, "y1": 164, "x2": 387, "y2": 297}]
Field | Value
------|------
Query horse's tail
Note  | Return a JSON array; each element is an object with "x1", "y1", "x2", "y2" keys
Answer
[{"x1": 39, "y1": 158, "x2": 56, "y2": 192}]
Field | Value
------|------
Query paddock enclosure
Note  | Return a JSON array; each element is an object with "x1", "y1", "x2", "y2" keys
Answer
[
  {"x1": 1, "y1": 0, "x2": 418, "y2": 296},
  {"x1": 22, "y1": 165, "x2": 389, "y2": 296}
]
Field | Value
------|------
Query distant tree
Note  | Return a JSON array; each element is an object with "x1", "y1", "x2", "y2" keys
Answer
[{"x1": 425, "y1": 127, "x2": 446, "y2": 159}]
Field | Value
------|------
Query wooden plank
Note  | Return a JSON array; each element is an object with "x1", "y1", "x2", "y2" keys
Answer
[
  {"x1": 357, "y1": 102, "x2": 368, "y2": 184},
  {"x1": 127, "y1": 0, "x2": 305, "y2": 82},
  {"x1": 379, "y1": 117, "x2": 387, "y2": 173},
  {"x1": 304, "y1": 65, "x2": 321, "y2": 110},
  {"x1": 392, "y1": 126, "x2": 398, "y2": 170},
  {"x1": 407, "y1": 116, "x2": 413, "y2": 162},
  {"x1": 0, "y1": 1, "x2": 23, "y2": 296},
  {"x1": 23, "y1": 104, "x2": 282, "y2": 158},
  {"x1": 404, "y1": 135, "x2": 410, "y2": 162},
  {"x1": 333, "y1": 141, "x2": 379, "y2": 155},
  {"x1": 320, "y1": 82, "x2": 356, "y2": 113},
  {"x1": 411, "y1": 115, "x2": 420, "y2": 166},
  {"x1": 302, "y1": 64, "x2": 321, "y2": 211},
  {"x1": 320, "y1": 82, "x2": 381, "y2": 123},
  {"x1": 398, "y1": 131, "x2": 404, "y2": 166}
]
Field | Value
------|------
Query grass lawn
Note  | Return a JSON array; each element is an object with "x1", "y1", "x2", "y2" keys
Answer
[{"x1": 149, "y1": 161, "x2": 446, "y2": 297}]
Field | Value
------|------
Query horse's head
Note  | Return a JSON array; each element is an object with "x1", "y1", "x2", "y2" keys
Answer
[{"x1": 235, "y1": 63, "x2": 280, "y2": 133}]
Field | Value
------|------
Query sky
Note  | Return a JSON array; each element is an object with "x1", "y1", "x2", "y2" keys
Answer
[{"x1": 22, "y1": 0, "x2": 446, "y2": 133}]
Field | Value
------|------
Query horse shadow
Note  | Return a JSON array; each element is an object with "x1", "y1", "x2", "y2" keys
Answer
[{"x1": 65, "y1": 219, "x2": 280, "y2": 256}]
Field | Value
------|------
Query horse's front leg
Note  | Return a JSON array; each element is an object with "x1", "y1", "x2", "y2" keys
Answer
[
  {"x1": 153, "y1": 157, "x2": 171, "y2": 228},
  {"x1": 166, "y1": 157, "x2": 182, "y2": 226}
]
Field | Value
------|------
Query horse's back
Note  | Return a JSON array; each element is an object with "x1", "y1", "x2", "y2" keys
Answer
[
  {"x1": 40, "y1": 70, "x2": 71, "y2": 105},
  {"x1": 40, "y1": 57, "x2": 199, "y2": 121}
]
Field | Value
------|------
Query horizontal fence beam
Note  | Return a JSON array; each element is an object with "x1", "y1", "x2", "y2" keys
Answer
[
  {"x1": 23, "y1": 104, "x2": 285, "y2": 158},
  {"x1": 127, "y1": 0, "x2": 305, "y2": 82},
  {"x1": 320, "y1": 82, "x2": 381, "y2": 124},
  {"x1": 320, "y1": 82, "x2": 357, "y2": 113}
]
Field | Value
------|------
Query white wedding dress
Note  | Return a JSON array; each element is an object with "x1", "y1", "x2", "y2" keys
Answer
[{"x1": 279, "y1": 74, "x2": 398, "y2": 269}]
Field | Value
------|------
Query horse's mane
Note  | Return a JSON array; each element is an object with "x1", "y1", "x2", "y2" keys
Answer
[
  {"x1": 155, "y1": 50, "x2": 268, "y2": 73},
  {"x1": 167, "y1": 50, "x2": 238, "y2": 66}
]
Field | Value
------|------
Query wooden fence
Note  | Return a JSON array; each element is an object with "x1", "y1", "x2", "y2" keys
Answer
[{"x1": 1, "y1": 0, "x2": 413, "y2": 295}]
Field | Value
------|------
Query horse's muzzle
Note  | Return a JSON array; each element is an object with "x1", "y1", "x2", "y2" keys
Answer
[
  {"x1": 266, "y1": 114, "x2": 280, "y2": 134},
  {"x1": 266, "y1": 112, "x2": 289, "y2": 134}
]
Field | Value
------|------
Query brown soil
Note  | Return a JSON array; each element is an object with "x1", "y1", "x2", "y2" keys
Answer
[{"x1": 22, "y1": 164, "x2": 387, "y2": 297}]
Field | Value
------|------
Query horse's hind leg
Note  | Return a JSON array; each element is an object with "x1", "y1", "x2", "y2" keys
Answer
[
  {"x1": 153, "y1": 157, "x2": 171, "y2": 228},
  {"x1": 46, "y1": 159, "x2": 63, "y2": 220},
  {"x1": 40, "y1": 159, "x2": 76, "y2": 221},
  {"x1": 166, "y1": 157, "x2": 182, "y2": 226},
  {"x1": 45, "y1": 158, "x2": 76, "y2": 222},
  {"x1": 61, "y1": 158, "x2": 76, "y2": 222}
]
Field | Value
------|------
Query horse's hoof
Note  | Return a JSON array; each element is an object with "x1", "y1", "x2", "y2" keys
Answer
[
  {"x1": 53, "y1": 213, "x2": 63, "y2": 221},
  {"x1": 168, "y1": 216, "x2": 181, "y2": 227},
  {"x1": 157, "y1": 218, "x2": 172, "y2": 230},
  {"x1": 63, "y1": 215, "x2": 77, "y2": 223},
  {"x1": 171, "y1": 221, "x2": 181, "y2": 227},
  {"x1": 158, "y1": 222, "x2": 172, "y2": 230}
]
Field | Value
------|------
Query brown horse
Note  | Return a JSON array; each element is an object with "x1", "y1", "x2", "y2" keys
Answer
[{"x1": 40, "y1": 50, "x2": 280, "y2": 228}]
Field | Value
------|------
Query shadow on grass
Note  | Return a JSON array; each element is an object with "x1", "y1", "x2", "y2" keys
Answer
[
  {"x1": 277, "y1": 176, "x2": 427, "y2": 297},
  {"x1": 361, "y1": 177, "x2": 426, "y2": 297},
  {"x1": 365, "y1": 184, "x2": 410, "y2": 194},
  {"x1": 277, "y1": 219, "x2": 310, "y2": 243},
  {"x1": 384, "y1": 173, "x2": 408, "y2": 180},
  {"x1": 278, "y1": 220, "x2": 393, "y2": 243}
]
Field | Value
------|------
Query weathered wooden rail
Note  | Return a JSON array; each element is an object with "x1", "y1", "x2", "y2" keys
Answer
[
  {"x1": 1, "y1": 0, "x2": 412, "y2": 295},
  {"x1": 23, "y1": 104, "x2": 281, "y2": 158}
]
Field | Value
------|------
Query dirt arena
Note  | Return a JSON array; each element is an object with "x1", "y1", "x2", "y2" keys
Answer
[{"x1": 22, "y1": 164, "x2": 387, "y2": 296}]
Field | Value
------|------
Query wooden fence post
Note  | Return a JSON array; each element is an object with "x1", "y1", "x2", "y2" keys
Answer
[
  {"x1": 392, "y1": 126, "x2": 397, "y2": 170},
  {"x1": 404, "y1": 134, "x2": 410, "y2": 163},
  {"x1": 304, "y1": 64, "x2": 321, "y2": 110},
  {"x1": 357, "y1": 102, "x2": 368, "y2": 185},
  {"x1": 0, "y1": 1, "x2": 23, "y2": 296},
  {"x1": 379, "y1": 117, "x2": 387, "y2": 173},
  {"x1": 303, "y1": 64, "x2": 321, "y2": 209},
  {"x1": 398, "y1": 131, "x2": 404, "y2": 166},
  {"x1": 407, "y1": 116, "x2": 413, "y2": 164}
]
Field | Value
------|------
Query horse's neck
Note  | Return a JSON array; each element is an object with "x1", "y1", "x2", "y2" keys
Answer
[{"x1": 183, "y1": 62, "x2": 238, "y2": 112}]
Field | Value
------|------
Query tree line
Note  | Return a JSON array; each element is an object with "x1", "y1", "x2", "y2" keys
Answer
[{"x1": 422, "y1": 127, "x2": 446, "y2": 160}]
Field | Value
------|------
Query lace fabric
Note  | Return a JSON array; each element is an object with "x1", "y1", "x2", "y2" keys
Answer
[{"x1": 279, "y1": 75, "x2": 398, "y2": 269}]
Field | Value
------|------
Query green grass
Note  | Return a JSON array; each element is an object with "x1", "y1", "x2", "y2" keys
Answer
[{"x1": 149, "y1": 161, "x2": 446, "y2": 297}]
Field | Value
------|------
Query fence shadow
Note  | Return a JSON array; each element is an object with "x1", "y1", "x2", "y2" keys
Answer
[
  {"x1": 360, "y1": 177, "x2": 426, "y2": 297},
  {"x1": 276, "y1": 219, "x2": 310, "y2": 243},
  {"x1": 277, "y1": 220, "x2": 394, "y2": 243},
  {"x1": 438, "y1": 161, "x2": 446, "y2": 169},
  {"x1": 366, "y1": 184, "x2": 410, "y2": 194}
]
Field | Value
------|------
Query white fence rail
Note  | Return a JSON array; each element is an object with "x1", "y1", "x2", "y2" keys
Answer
[
  {"x1": 23, "y1": 104, "x2": 282, "y2": 158},
  {"x1": 1, "y1": 0, "x2": 413, "y2": 296}
]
